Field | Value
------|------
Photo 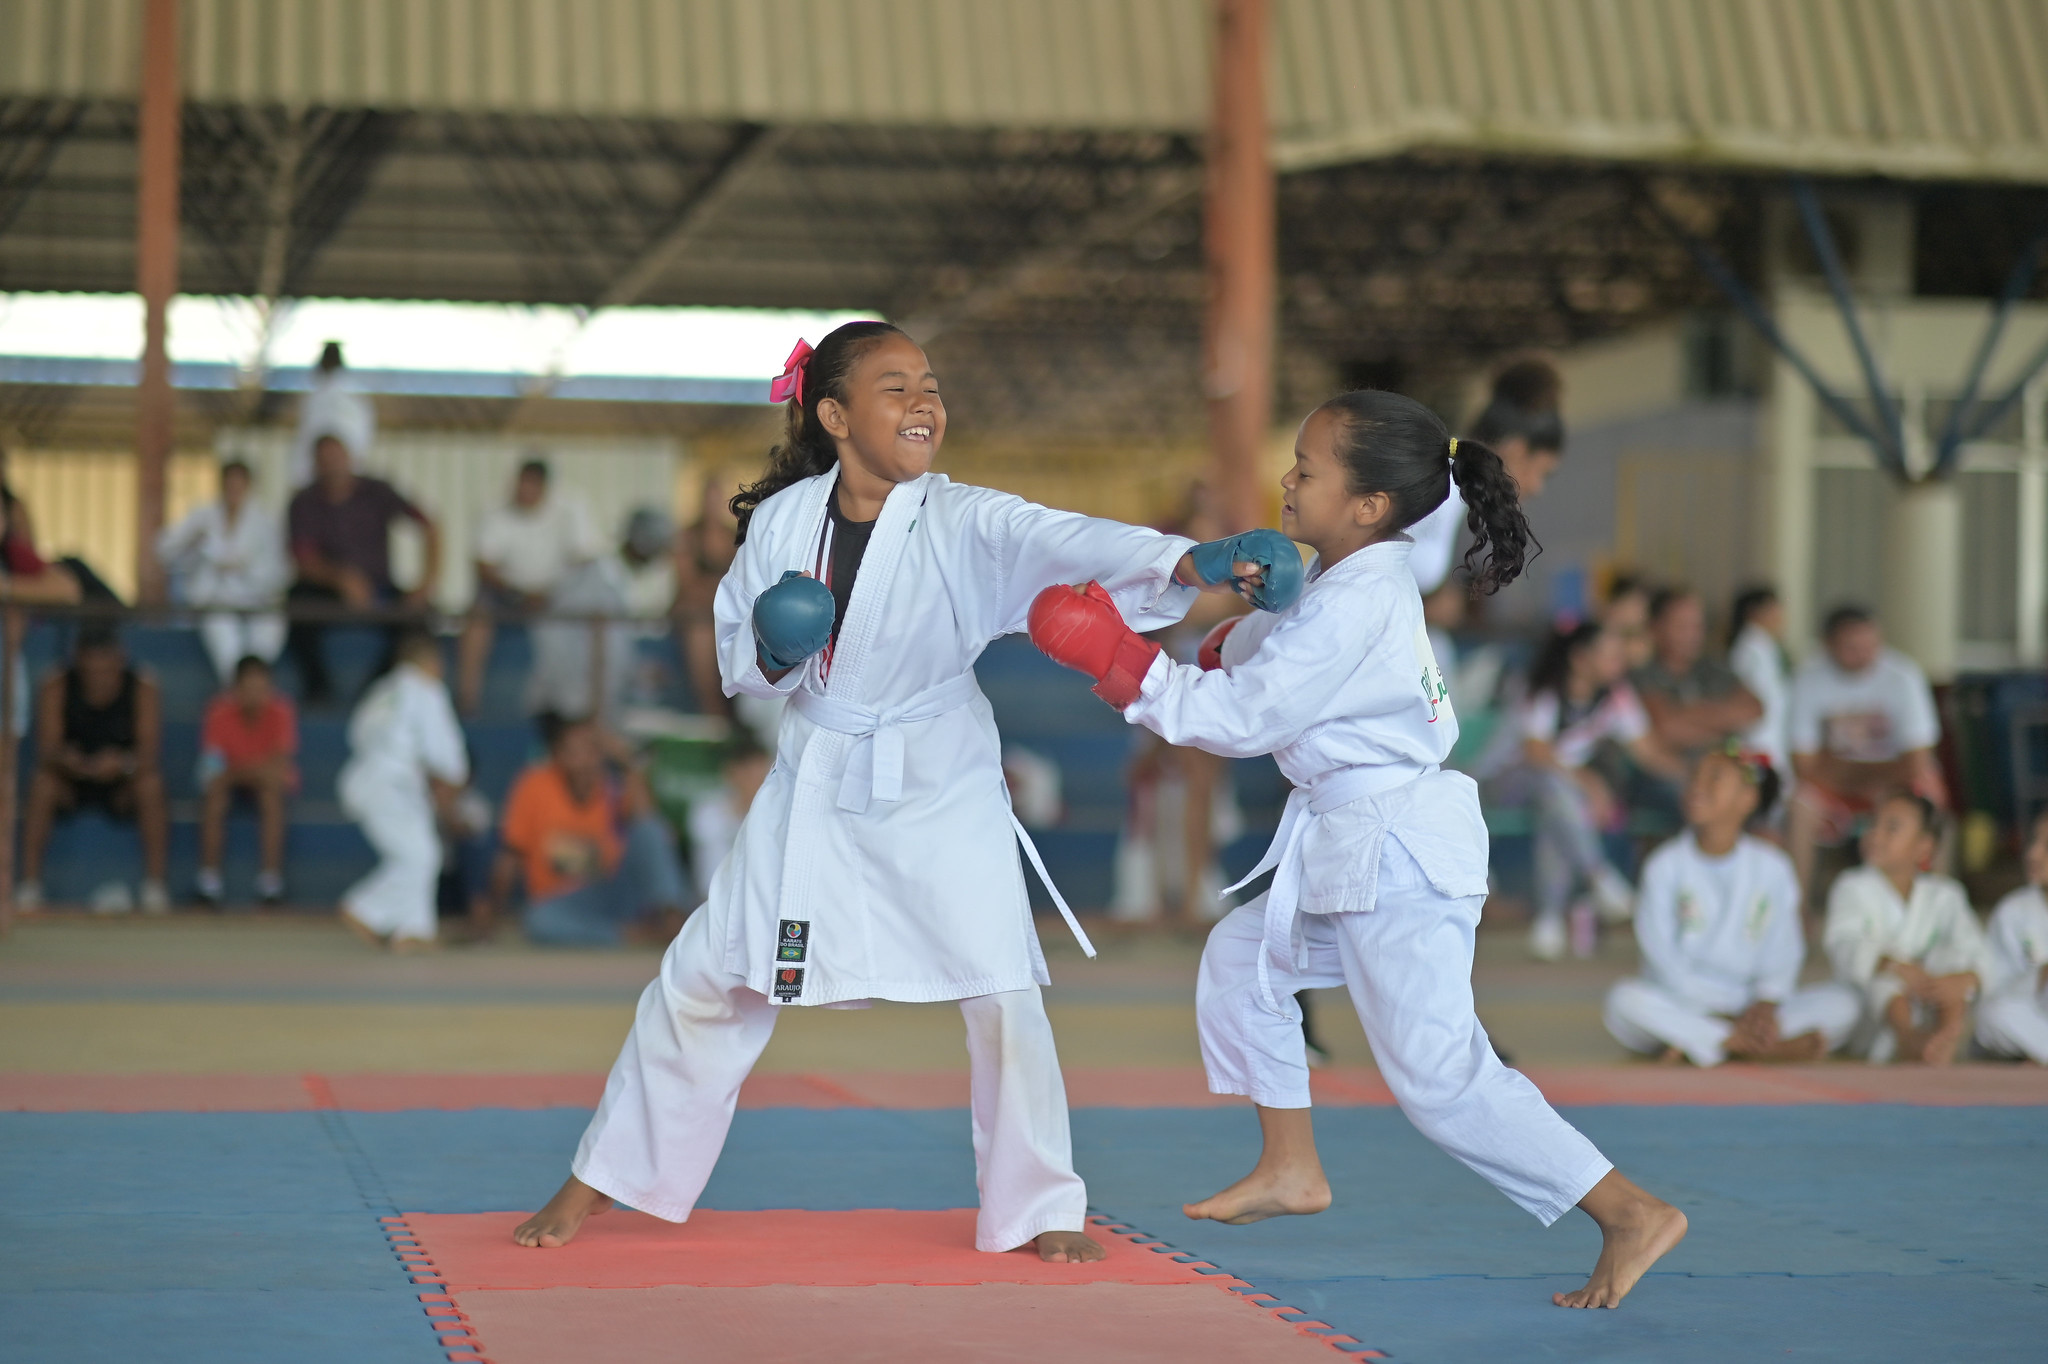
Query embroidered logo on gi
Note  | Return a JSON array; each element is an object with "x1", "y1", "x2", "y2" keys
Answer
[
  {"x1": 1412, "y1": 622, "x2": 1451, "y2": 724},
  {"x1": 777, "y1": 919, "x2": 810, "y2": 962},
  {"x1": 1745, "y1": 895, "x2": 1771, "y2": 940},
  {"x1": 773, "y1": 967, "x2": 806, "y2": 1002},
  {"x1": 1677, "y1": 891, "x2": 1702, "y2": 935}
]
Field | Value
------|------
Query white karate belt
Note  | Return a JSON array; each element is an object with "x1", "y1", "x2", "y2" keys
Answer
[
  {"x1": 790, "y1": 674, "x2": 1096, "y2": 958},
  {"x1": 1221, "y1": 760, "x2": 1436, "y2": 1014}
]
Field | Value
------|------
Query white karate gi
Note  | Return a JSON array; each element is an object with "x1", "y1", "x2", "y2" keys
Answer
[
  {"x1": 572, "y1": 468, "x2": 1195, "y2": 1252},
  {"x1": 1124, "y1": 535, "x2": 1612, "y2": 1226},
  {"x1": 1977, "y1": 885, "x2": 2048, "y2": 1063},
  {"x1": 1823, "y1": 865, "x2": 1993, "y2": 1056},
  {"x1": 156, "y1": 499, "x2": 291, "y2": 680},
  {"x1": 337, "y1": 663, "x2": 468, "y2": 942},
  {"x1": 290, "y1": 370, "x2": 377, "y2": 487},
  {"x1": 1604, "y1": 833, "x2": 1857, "y2": 1065}
]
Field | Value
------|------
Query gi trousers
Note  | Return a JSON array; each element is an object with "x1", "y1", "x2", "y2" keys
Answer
[
  {"x1": 573, "y1": 905, "x2": 1088, "y2": 1252},
  {"x1": 1604, "y1": 978, "x2": 1861, "y2": 1067},
  {"x1": 1196, "y1": 839, "x2": 1612, "y2": 1226},
  {"x1": 1976, "y1": 978, "x2": 2048, "y2": 1064},
  {"x1": 341, "y1": 790, "x2": 441, "y2": 942}
]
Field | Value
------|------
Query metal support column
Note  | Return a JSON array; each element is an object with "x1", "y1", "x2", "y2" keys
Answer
[
  {"x1": 1202, "y1": 0, "x2": 1274, "y2": 535},
  {"x1": 135, "y1": 0, "x2": 180, "y2": 605}
]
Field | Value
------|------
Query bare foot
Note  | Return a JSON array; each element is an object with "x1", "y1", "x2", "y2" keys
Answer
[
  {"x1": 1730, "y1": 1030, "x2": 1827, "y2": 1063},
  {"x1": 340, "y1": 910, "x2": 387, "y2": 951},
  {"x1": 513, "y1": 1175, "x2": 613, "y2": 1248},
  {"x1": 1554, "y1": 1170, "x2": 1687, "y2": 1308},
  {"x1": 390, "y1": 935, "x2": 439, "y2": 956},
  {"x1": 1654, "y1": 1045, "x2": 1687, "y2": 1066},
  {"x1": 1920, "y1": 1011, "x2": 1967, "y2": 1066},
  {"x1": 1183, "y1": 1163, "x2": 1333, "y2": 1224},
  {"x1": 1034, "y1": 1230, "x2": 1105, "y2": 1263}
]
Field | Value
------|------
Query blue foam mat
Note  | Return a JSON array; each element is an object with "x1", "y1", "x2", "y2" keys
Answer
[{"x1": 4, "y1": 1104, "x2": 2044, "y2": 1361}]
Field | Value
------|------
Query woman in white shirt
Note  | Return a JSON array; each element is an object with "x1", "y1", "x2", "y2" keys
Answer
[
  {"x1": 1727, "y1": 586, "x2": 1790, "y2": 774},
  {"x1": 1482, "y1": 621, "x2": 1683, "y2": 960},
  {"x1": 156, "y1": 460, "x2": 290, "y2": 682}
]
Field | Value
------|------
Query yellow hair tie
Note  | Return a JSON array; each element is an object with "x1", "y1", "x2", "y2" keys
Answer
[{"x1": 1447, "y1": 437, "x2": 1459, "y2": 461}]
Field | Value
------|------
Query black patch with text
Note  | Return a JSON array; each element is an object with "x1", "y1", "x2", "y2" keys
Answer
[
  {"x1": 777, "y1": 919, "x2": 810, "y2": 962},
  {"x1": 773, "y1": 966, "x2": 806, "y2": 1002}
]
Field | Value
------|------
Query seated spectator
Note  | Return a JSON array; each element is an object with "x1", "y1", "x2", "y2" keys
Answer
[
  {"x1": 1477, "y1": 621, "x2": 1682, "y2": 961},
  {"x1": 195, "y1": 655, "x2": 298, "y2": 908},
  {"x1": 1605, "y1": 745, "x2": 1858, "y2": 1065},
  {"x1": 17, "y1": 625, "x2": 168, "y2": 913},
  {"x1": 1727, "y1": 585, "x2": 1791, "y2": 773},
  {"x1": 526, "y1": 507, "x2": 674, "y2": 727},
  {"x1": 157, "y1": 459, "x2": 290, "y2": 683},
  {"x1": 488, "y1": 711, "x2": 689, "y2": 946},
  {"x1": 289, "y1": 341, "x2": 376, "y2": 489},
  {"x1": 286, "y1": 433, "x2": 440, "y2": 703},
  {"x1": 337, "y1": 630, "x2": 466, "y2": 951},
  {"x1": 686, "y1": 731, "x2": 773, "y2": 905},
  {"x1": 1630, "y1": 587, "x2": 1761, "y2": 802},
  {"x1": 1976, "y1": 809, "x2": 2048, "y2": 1065},
  {"x1": 1788, "y1": 604, "x2": 1945, "y2": 903},
  {"x1": 1600, "y1": 573, "x2": 1654, "y2": 671},
  {"x1": 0, "y1": 442, "x2": 86, "y2": 604},
  {"x1": 1823, "y1": 793, "x2": 1989, "y2": 1065},
  {"x1": 456, "y1": 458, "x2": 601, "y2": 714}
]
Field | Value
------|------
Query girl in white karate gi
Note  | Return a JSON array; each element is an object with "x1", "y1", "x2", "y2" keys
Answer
[
  {"x1": 338, "y1": 630, "x2": 468, "y2": 950},
  {"x1": 1029, "y1": 390, "x2": 1686, "y2": 1309},
  {"x1": 1605, "y1": 745, "x2": 1859, "y2": 1066},
  {"x1": 1979, "y1": 809, "x2": 2048, "y2": 1064},
  {"x1": 1823, "y1": 793, "x2": 1991, "y2": 1065},
  {"x1": 515, "y1": 322, "x2": 1294, "y2": 1262}
]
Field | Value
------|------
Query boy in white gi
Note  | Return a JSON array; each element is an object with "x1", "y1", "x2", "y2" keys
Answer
[
  {"x1": 514, "y1": 322, "x2": 1295, "y2": 1262},
  {"x1": 1976, "y1": 809, "x2": 2048, "y2": 1064},
  {"x1": 1605, "y1": 744, "x2": 1859, "y2": 1065},
  {"x1": 338, "y1": 630, "x2": 468, "y2": 951},
  {"x1": 1823, "y1": 793, "x2": 1991, "y2": 1064},
  {"x1": 1031, "y1": 390, "x2": 1685, "y2": 1309}
]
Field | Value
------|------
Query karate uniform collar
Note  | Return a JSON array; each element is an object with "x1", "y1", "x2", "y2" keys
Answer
[{"x1": 1305, "y1": 532, "x2": 1415, "y2": 587}]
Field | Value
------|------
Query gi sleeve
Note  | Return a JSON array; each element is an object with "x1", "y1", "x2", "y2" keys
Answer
[
  {"x1": 978, "y1": 491, "x2": 1197, "y2": 637},
  {"x1": 1630, "y1": 842, "x2": 1688, "y2": 994},
  {"x1": 1122, "y1": 578, "x2": 1381, "y2": 759},
  {"x1": 1930, "y1": 881, "x2": 1993, "y2": 980},
  {"x1": 415, "y1": 679, "x2": 469, "y2": 786},
  {"x1": 1754, "y1": 850, "x2": 1806, "y2": 1003},
  {"x1": 715, "y1": 513, "x2": 809, "y2": 700},
  {"x1": 1823, "y1": 873, "x2": 1883, "y2": 985}
]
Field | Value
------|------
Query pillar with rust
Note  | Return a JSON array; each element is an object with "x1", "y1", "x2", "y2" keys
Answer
[
  {"x1": 135, "y1": 0, "x2": 180, "y2": 604},
  {"x1": 1202, "y1": 0, "x2": 1275, "y2": 535}
]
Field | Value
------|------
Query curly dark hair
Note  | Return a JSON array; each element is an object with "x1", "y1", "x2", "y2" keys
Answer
[{"x1": 1319, "y1": 388, "x2": 1538, "y2": 595}]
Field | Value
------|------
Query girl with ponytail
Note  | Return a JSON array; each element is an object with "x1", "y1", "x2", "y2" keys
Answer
[
  {"x1": 1027, "y1": 388, "x2": 1685, "y2": 1310},
  {"x1": 516, "y1": 320, "x2": 1302, "y2": 1268}
]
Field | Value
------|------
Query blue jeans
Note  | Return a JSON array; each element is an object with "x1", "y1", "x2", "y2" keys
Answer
[{"x1": 524, "y1": 815, "x2": 689, "y2": 947}]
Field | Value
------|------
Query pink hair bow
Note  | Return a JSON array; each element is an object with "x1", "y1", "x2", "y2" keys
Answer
[{"x1": 769, "y1": 339, "x2": 813, "y2": 406}]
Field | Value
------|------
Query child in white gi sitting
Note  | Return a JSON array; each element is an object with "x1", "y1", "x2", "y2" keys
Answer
[
  {"x1": 1977, "y1": 808, "x2": 2048, "y2": 1064},
  {"x1": 337, "y1": 629, "x2": 468, "y2": 952},
  {"x1": 1606, "y1": 744, "x2": 1858, "y2": 1065},
  {"x1": 1823, "y1": 793, "x2": 1991, "y2": 1064}
]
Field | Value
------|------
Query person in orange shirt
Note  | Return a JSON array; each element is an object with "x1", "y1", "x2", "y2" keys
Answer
[
  {"x1": 487, "y1": 711, "x2": 689, "y2": 946},
  {"x1": 196, "y1": 655, "x2": 298, "y2": 907}
]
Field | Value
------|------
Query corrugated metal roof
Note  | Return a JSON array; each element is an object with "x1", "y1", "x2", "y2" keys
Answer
[{"x1": 1, "y1": 0, "x2": 2044, "y2": 181}]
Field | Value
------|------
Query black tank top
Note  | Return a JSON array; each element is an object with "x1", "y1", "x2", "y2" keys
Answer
[
  {"x1": 823, "y1": 495, "x2": 876, "y2": 644},
  {"x1": 63, "y1": 666, "x2": 137, "y2": 755}
]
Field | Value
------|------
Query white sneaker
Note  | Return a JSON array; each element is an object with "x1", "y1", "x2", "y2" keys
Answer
[
  {"x1": 90, "y1": 881, "x2": 135, "y2": 915},
  {"x1": 1528, "y1": 913, "x2": 1568, "y2": 962},
  {"x1": 12, "y1": 880, "x2": 42, "y2": 911},
  {"x1": 1591, "y1": 866, "x2": 1636, "y2": 924},
  {"x1": 138, "y1": 880, "x2": 171, "y2": 915},
  {"x1": 194, "y1": 868, "x2": 224, "y2": 906},
  {"x1": 254, "y1": 870, "x2": 284, "y2": 905}
]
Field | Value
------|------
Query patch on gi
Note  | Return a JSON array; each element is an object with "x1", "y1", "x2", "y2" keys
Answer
[
  {"x1": 777, "y1": 919, "x2": 810, "y2": 962},
  {"x1": 773, "y1": 966, "x2": 806, "y2": 1002}
]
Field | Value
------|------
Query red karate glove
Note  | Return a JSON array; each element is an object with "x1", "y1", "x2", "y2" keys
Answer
[
  {"x1": 1028, "y1": 581, "x2": 1161, "y2": 710},
  {"x1": 1196, "y1": 616, "x2": 1241, "y2": 672}
]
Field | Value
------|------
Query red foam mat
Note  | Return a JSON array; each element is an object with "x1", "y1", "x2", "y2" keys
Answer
[
  {"x1": 451, "y1": 1282, "x2": 1355, "y2": 1364},
  {"x1": 405, "y1": 1209, "x2": 1227, "y2": 1291},
  {"x1": 6, "y1": 1063, "x2": 2045, "y2": 1112}
]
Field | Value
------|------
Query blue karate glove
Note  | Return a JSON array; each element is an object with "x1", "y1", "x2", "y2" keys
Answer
[
  {"x1": 752, "y1": 570, "x2": 835, "y2": 670},
  {"x1": 1184, "y1": 528, "x2": 1304, "y2": 613}
]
